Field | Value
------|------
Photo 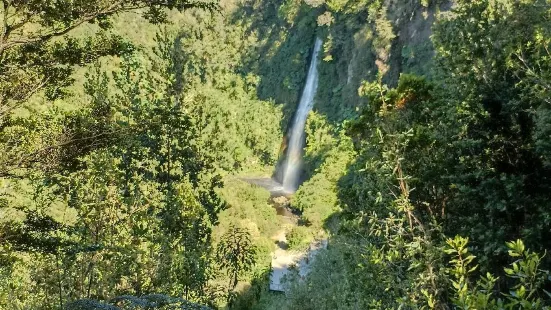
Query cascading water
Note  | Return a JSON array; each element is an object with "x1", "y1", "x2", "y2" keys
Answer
[{"x1": 281, "y1": 38, "x2": 323, "y2": 193}]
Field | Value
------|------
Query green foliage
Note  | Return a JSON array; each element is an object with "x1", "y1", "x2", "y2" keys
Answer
[
  {"x1": 0, "y1": 0, "x2": 216, "y2": 177},
  {"x1": 286, "y1": 226, "x2": 312, "y2": 251},
  {"x1": 431, "y1": 0, "x2": 551, "y2": 268},
  {"x1": 185, "y1": 86, "x2": 282, "y2": 172},
  {"x1": 216, "y1": 225, "x2": 256, "y2": 300},
  {"x1": 445, "y1": 237, "x2": 551, "y2": 309},
  {"x1": 65, "y1": 294, "x2": 212, "y2": 309},
  {"x1": 276, "y1": 0, "x2": 551, "y2": 308},
  {"x1": 2, "y1": 0, "x2": 551, "y2": 309},
  {"x1": 279, "y1": 236, "x2": 551, "y2": 309},
  {"x1": 312, "y1": 0, "x2": 438, "y2": 122},
  {"x1": 277, "y1": 242, "x2": 359, "y2": 310},
  {"x1": 234, "y1": 0, "x2": 319, "y2": 121},
  {"x1": 293, "y1": 112, "x2": 355, "y2": 229},
  {"x1": 445, "y1": 236, "x2": 496, "y2": 309},
  {"x1": 213, "y1": 180, "x2": 284, "y2": 308},
  {"x1": 0, "y1": 7, "x2": 284, "y2": 307},
  {"x1": 216, "y1": 180, "x2": 280, "y2": 239},
  {"x1": 269, "y1": 74, "x2": 445, "y2": 309}
]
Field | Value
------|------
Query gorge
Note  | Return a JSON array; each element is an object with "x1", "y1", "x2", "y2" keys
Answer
[{"x1": 2, "y1": 1, "x2": 551, "y2": 309}]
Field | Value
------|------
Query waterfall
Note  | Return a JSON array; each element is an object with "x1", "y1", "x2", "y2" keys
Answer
[{"x1": 281, "y1": 38, "x2": 323, "y2": 193}]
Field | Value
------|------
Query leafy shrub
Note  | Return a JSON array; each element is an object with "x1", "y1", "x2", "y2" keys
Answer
[
  {"x1": 286, "y1": 226, "x2": 312, "y2": 251},
  {"x1": 444, "y1": 237, "x2": 551, "y2": 309}
]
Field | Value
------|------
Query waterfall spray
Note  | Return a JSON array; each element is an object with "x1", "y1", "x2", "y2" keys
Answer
[{"x1": 281, "y1": 38, "x2": 323, "y2": 192}]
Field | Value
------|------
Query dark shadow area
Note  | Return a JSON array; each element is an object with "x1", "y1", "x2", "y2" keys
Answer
[
  {"x1": 275, "y1": 240, "x2": 288, "y2": 250},
  {"x1": 227, "y1": 266, "x2": 284, "y2": 310},
  {"x1": 297, "y1": 217, "x2": 311, "y2": 227}
]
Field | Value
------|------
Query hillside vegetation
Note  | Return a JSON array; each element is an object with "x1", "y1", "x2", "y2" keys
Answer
[{"x1": 1, "y1": 0, "x2": 551, "y2": 309}]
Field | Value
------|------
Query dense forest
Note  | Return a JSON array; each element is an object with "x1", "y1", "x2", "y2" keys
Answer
[{"x1": 1, "y1": 0, "x2": 551, "y2": 309}]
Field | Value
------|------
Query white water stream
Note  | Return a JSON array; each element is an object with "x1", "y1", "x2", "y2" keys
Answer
[{"x1": 281, "y1": 38, "x2": 323, "y2": 192}]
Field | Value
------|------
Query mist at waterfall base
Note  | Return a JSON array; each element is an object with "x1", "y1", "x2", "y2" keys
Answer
[{"x1": 245, "y1": 38, "x2": 322, "y2": 196}]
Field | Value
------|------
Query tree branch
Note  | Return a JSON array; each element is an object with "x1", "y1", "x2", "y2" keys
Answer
[
  {"x1": 0, "y1": 1, "x2": 132, "y2": 54},
  {"x1": 1, "y1": 0, "x2": 9, "y2": 46},
  {"x1": 0, "y1": 128, "x2": 123, "y2": 178},
  {"x1": 0, "y1": 77, "x2": 49, "y2": 120}
]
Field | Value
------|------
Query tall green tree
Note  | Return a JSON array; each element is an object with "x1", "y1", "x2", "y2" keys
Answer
[
  {"x1": 216, "y1": 225, "x2": 256, "y2": 291},
  {"x1": 0, "y1": 0, "x2": 217, "y2": 178}
]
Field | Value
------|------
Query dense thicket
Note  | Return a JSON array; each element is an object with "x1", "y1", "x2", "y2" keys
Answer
[
  {"x1": 0, "y1": 3, "x2": 283, "y2": 309},
  {"x1": 0, "y1": 0, "x2": 218, "y2": 179}
]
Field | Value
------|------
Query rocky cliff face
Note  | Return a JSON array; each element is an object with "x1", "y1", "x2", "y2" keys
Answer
[
  {"x1": 229, "y1": 0, "x2": 454, "y2": 183},
  {"x1": 311, "y1": 0, "x2": 453, "y2": 122},
  {"x1": 230, "y1": 0, "x2": 453, "y2": 123}
]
